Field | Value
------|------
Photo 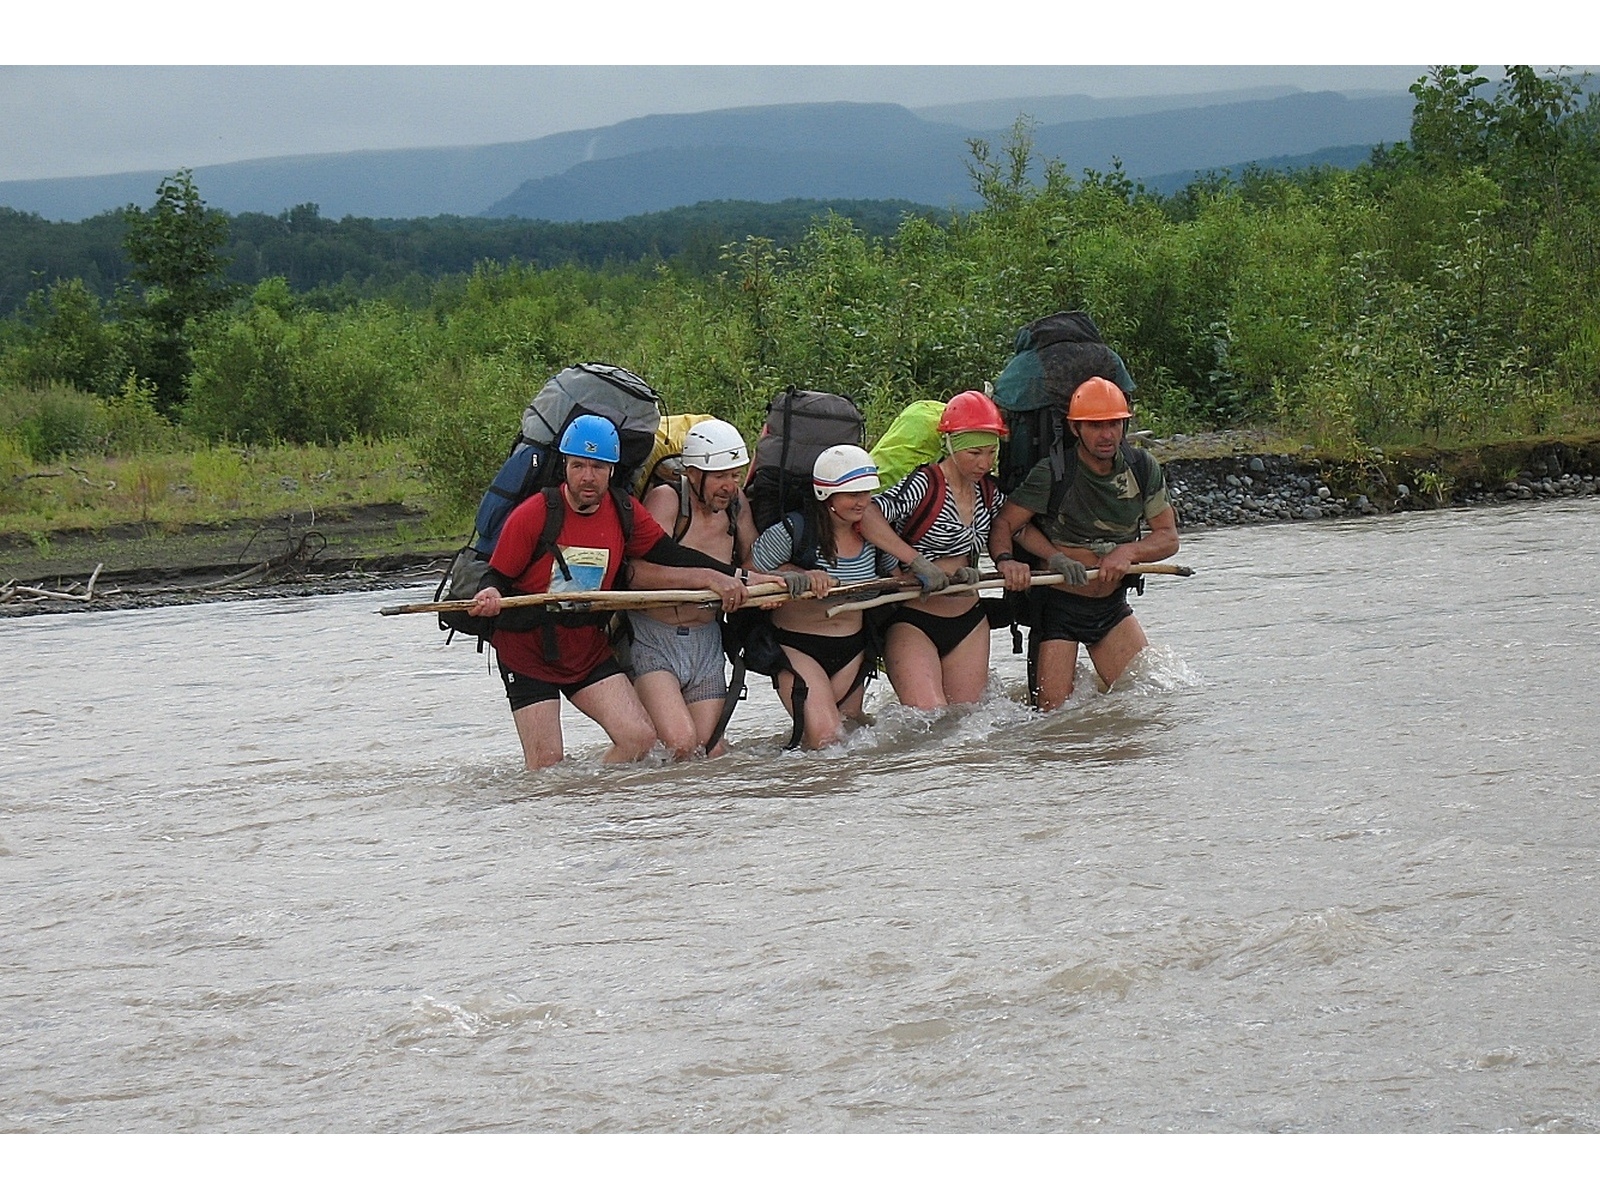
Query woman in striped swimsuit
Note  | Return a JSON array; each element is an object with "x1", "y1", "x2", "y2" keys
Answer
[{"x1": 859, "y1": 391, "x2": 1009, "y2": 710}]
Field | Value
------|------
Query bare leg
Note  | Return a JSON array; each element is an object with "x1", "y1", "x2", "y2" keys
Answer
[
  {"x1": 1034, "y1": 638, "x2": 1080, "y2": 711},
  {"x1": 939, "y1": 621, "x2": 992, "y2": 706},
  {"x1": 1085, "y1": 615, "x2": 1149, "y2": 690},
  {"x1": 687, "y1": 697, "x2": 730, "y2": 758},
  {"x1": 510, "y1": 698, "x2": 565, "y2": 770},
  {"x1": 569, "y1": 673, "x2": 659, "y2": 763},
  {"x1": 835, "y1": 655, "x2": 868, "y2": 725},
  {"x1": 632, "y1": 670, "x2": 699, "y2": 759},
  {"x1": 775, "y1": 649, "x2": 854, "y2": 749},
  {"x1": 884, "y1": 622, "x2": 946, "y2": 710}
]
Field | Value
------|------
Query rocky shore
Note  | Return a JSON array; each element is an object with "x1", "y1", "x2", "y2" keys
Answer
[{"x1": 1148, "y1": 432, "x2": 1600, "y2": 529}]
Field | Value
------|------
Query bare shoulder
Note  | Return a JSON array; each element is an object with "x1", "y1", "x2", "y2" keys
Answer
[{"x1": 643, "y1": 482, "x2": 680, "y2": 528}]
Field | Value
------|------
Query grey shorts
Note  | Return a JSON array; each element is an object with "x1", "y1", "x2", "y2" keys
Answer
[{"x1": 626, "y1": 613, "x2": 728, "y2": 704}]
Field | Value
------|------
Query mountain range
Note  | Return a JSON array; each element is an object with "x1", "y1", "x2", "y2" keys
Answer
[{"x1": 0, "y1": 88, "x2": 1417, "y2": 224}]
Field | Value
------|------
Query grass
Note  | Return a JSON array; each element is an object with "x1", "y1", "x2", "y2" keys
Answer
[{"x1": 1, "y1": 437, "x2": 438, "y2": 537}]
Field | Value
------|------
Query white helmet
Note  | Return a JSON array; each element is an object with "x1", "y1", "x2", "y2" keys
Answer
[
  {"x1": 680, "y1": 418, "x2": 750, "y2": 472},
  {"x1": 812, "y1": 444, "x2": 880, "y2": 499}
]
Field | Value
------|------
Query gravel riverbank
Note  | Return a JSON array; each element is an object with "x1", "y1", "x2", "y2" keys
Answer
[{"x1": 1150, "y1": 432, "x2": 1600, "y2": 528}]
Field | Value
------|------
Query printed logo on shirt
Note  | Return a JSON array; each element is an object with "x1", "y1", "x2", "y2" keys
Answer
[{"x1": 551, "y1": 546, "x2": 609, "y2": 593}]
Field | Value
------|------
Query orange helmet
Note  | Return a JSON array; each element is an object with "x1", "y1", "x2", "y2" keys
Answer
[
  {"x1": 937, "y1": 390, "x2": 1008, "y2": 436},
  {"x1": 1067, "y1": 377, "x2": 1132, "y2": 422}
]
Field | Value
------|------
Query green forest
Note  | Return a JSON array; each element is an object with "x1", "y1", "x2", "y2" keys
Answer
[{"x1": 3, "y1": 66, "x2": 1597, "y2": 531}]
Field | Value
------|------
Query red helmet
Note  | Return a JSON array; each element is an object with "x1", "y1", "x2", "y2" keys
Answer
[
  {"x1": 937, "y1": 390, "x2": 1008, "y2": 436},
  {"x1": 1067, "y1": 377, "x2": 1132, "y2": 422}
]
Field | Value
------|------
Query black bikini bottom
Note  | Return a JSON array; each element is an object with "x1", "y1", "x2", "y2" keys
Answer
[
  {"x1": 883, "y1": 603, "x2": 987, "y2": 659},
  {"x1": 774, "y1": 626, "x2": 868, "y2": 678}
]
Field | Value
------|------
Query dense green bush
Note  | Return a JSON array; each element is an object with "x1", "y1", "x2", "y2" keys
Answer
[
  {"x1": 0, "y1": 382, "x2": 108, "y2": 461},
  {"x1": 184, "y1": 279, "x2": 421, "y2": 444}
]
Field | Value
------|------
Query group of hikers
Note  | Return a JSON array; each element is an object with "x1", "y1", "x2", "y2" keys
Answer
[{"x1": 462, "y1": 372, "x2": 1180, "y2": 772}]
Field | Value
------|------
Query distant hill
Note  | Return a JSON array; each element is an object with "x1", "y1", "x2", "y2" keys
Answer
[
  {"x1": 483, "y1": 91, "x2": 1414, "y2": 222},
  {"x1": 1141, "y1": 144, "x2": 1383, "y2": 194},
  {"x1": 1026, "y1": 90, "x2": 1413, "y2": 179},
  {"x1": 911, "y1": 85, "x2": 1302, "y2": 129},
  {"x1": 0, "y1": 89, "x2": 1416, "y2": 224}
]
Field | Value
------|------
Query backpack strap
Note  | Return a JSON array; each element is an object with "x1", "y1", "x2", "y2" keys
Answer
[
  {"x1": 1124, "y1": 444, "x2": 1156, "y2": 500},
  {"x1": 534, "y1": 486, "x2": 569, "y2": 579},
  {"x1": 674, "y1": 477, "x2": 743, "y2": 559},
  {"x1": 611, "y1": 485, "x2": 636, "y2": 543},
  {"x1": 781, "y1": 509, "x2": 819, "y2": 570},
  {"x1": 898, "y1": 463, "x2": 947, "y2": 549},
  {"x1": 672, "y1": 476, "x2": 693, "y2": 542},
  {"x1": 727, "y1": 491, "x2": 745, "y2": 562}
]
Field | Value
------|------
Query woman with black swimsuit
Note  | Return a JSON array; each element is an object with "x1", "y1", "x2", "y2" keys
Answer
[
  {"x1": 859, "y1": 391, "x2": 1009, "y2": 710},
  {"x1": 750, "y1": 444, "x2": 902, "y2": 750}
]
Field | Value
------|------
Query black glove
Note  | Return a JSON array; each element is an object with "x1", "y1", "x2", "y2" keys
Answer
[
  {"x1": 1046, "y1": 552, "x2": 1089, "y2": 586},
  {"x1": 905, "y1": 553, "x2": 948, "y2": 596}
]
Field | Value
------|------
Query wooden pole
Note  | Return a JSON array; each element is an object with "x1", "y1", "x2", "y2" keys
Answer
[
  {"x1": 824, "y1": 564, "x2": 1195, "y2": 617},
  {"x1": 377, "y1": 573, "x2": 921, "y2": 618}
]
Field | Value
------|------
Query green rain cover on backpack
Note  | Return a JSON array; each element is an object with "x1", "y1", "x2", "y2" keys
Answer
[{"x1": 868, "y1": 399, "x2": 946, "y2": 490}]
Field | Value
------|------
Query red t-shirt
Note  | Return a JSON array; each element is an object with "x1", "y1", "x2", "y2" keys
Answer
[{"x1": 488, "y1": 487, "x2": 665, "y2": 683}]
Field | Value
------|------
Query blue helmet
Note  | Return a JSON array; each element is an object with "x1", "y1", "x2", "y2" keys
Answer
[{"x1": 558, "y1": 414, "x2": 621, "y2": 464}]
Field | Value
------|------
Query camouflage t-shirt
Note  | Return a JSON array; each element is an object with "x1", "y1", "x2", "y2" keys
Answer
[{"x1": 1008, "y1": 447, "x2": 1170, "y2": 547}]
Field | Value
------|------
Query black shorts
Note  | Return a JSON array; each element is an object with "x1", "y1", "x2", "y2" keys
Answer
[
  {"x1": 499, "y1": 656, "x2": 626, "y2": 711},
  {"x1": 883, "y1": 603, "x2": 988, "y2": 659},
  {"x1": 774, "y1": 626, "x2": 868, "y2": 679},
  {"x1": 1034, "y1": 584, "x2": 1135, "y2": 648}
]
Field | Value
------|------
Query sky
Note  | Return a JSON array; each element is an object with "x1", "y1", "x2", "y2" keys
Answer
[{"x1": 6, "y1": 2, "x2": 1589, "y2": 183}]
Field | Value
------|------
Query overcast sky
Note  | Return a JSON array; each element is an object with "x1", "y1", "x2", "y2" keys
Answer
[{"x1": 7, "y1": 3, "x2": 1587, "y2": 182}]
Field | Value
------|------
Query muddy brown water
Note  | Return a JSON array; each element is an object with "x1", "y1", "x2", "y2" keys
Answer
[{"x1": 3, "y1": 499, "x2": 1597, "y2": 1131}]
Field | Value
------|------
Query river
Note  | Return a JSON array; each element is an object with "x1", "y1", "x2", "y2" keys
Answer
[{"x1": 3, "y1": 499, "x2": 1597, "y2": 1133}]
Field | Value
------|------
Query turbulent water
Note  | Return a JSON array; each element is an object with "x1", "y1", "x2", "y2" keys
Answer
[{"x1": 4, "y1": 499, "x2": 1598, "y2": 1132}]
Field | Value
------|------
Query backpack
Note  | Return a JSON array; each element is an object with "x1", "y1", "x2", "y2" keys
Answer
[
  {"x1": 435, "y1": 363, "x2": 662, "y2": 646},
  {"x1": 636, "y1": 412, "x2": 715, "y2": 498},
  {"x1": 868, "y1": 399, "x2": 946, "y2": 490},
  {"x1": 994, "y1": 311, "x2": 1137, "y2": 511},
  {"x1": 744, "y1": 387, "x2": 865, "y2": 534}
]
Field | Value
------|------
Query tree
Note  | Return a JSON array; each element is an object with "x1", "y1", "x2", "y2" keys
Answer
[{"x1": 122, "y1": 169, "x2": 233, "y2": 410}]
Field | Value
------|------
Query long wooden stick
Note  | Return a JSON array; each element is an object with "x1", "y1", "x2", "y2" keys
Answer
[
  {"x1": 380, "y1": 579, "x2": 786, "y2": 617},
  {"x1": 377, "y1": 572, "x2": 925, "y2": 618},
  {"x1": 824, "y1": 564, "x2": 1195, "y2": 617}
]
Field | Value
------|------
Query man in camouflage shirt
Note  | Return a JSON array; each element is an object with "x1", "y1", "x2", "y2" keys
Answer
[{"x1": 990, "y1": 377, "x2": 1180, "y2": 709}]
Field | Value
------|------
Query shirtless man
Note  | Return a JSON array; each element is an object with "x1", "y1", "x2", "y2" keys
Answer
[{"x1": 626, "y1": 419, "x2": 790, "y2": 757}]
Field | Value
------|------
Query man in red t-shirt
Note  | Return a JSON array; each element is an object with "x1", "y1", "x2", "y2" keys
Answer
[{"x1": 468, "y1": 415, "x2": 751, "y2": 769}]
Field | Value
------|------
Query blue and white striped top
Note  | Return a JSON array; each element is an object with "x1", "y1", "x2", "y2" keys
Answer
[{"x1": 751, "y1": 517, "x2": 882, "y2": 584}]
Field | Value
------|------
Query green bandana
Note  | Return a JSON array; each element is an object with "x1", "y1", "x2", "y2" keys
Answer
[{"x1": 946, "y1": 431, "x2": 1000, "y2": 454}]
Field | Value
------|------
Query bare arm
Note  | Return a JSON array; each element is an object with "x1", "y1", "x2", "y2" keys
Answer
[
  {"x1": 857, "y1": 502, "x2": 919, "y2": 570},
  {"x1": 1096, "y1": 507, "x2": 1179, "y2": 585},
  {"x1": 989, "y1": 500, "x2": 1040, "y2": 590}
]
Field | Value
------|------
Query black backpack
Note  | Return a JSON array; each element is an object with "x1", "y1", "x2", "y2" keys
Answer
[
  {"x1": 994, "y1": 311, "x2": 1137, "y2": 502},
  {"x1": 744, "y1": 387, "x2": 865, "y2": 535}
]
